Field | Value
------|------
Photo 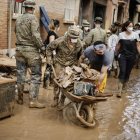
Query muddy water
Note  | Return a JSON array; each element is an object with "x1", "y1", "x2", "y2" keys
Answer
[
  {"x1": 113, "y1": 77, "x2": 140, "y2": 140},
  {"x1": 0, "y1": 69, "x2": 140, "y2": 140}
]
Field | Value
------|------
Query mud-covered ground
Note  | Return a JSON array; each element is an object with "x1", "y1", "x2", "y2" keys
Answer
[{"x1": 0, "y1": 69, "x2": 140, "y2": 140}]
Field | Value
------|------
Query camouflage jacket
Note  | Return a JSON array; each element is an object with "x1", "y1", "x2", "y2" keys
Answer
[
  {"x1": 15, "y1": 12, "x2": 43, "y2": 51},
  {"x1": 84, "y1": 27, "x2": 107, "y2": 46},
  {"x1": 46, "y1": 36, "x2": 83, "y2": 66}
]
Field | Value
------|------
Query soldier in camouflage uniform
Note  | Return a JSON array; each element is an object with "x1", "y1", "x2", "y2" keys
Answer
[
  {"x1": 15, "y1": 0, "x2": 45, "y2": 108},
  {"x1": 84, "y1": 17, "x2": 107, "y2": 48},
  {"x1": 46, "y1": 25, "x2": 83, "y2": 107},
  {"x1": 81, "y1": 19, "x2": 90, "y2": 41}
]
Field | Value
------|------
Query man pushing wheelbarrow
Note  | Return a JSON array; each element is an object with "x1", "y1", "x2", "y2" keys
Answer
[
  {"x1": 50, "y1": 63, "x2": 108, "y2": 127},
  {"x1": 46, "y1": 25, "x2": 83, "y2": 107},
  {"x1": 45, "y1": 25, "x2": 112, "y2": 127},
  {"x1": 79, "y1": 41, "x2": 113, "y2": 96}
]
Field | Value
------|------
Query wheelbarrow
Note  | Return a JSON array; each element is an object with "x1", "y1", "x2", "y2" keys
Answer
[
  {"x1": 61, "y1": 88, "x2": 107, "y2": 128},
  {"x1": 51, "y1": 65, "x2": 107, "y2": 128}
]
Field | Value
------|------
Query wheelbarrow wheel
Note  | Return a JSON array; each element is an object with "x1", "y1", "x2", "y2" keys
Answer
[
  {"x1": 63, "y1": 103, "x2": 95, "y2": 127},
  {"x1": 63, "y1": 103, "x2": 77, "y2": 124},
  {"x1": 80, "y1": 105, "x2": 94, "y2": 123}
]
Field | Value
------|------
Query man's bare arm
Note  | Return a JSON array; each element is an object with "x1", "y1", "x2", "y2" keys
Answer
[{"x1": 97, "y1": 65, "x2": 108, "y2": 87}]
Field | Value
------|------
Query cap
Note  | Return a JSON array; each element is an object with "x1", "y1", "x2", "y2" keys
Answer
[
  {"x1": 82, "y1": 19, "x2": 90, "y2": 27},
  {"x1": 67, "y1": 25, "x2": 80, "y2": 38},
  {"x1": 94, "y1": 17, "x2": 103, "y2": 23},
  {"x1": 23, "y1": 0, "x2": 36, "y2": 8}
]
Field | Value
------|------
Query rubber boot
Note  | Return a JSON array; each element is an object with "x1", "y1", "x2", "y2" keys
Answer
[
  {"x1": 122, "y1": 82, "x2": 128, "y2": 93},
  {"x1": 16, "y1": 84, "x2": 24, "y2": 105},
  {"x1": 29, "y1": 98, "x2": 46, "y2": 108},
  {"x1": 29, "y1": 83, "x2": 46, "y2": 108},
  {"x1": 116, "y1": 81, "x2": 123, "y2": 98}
]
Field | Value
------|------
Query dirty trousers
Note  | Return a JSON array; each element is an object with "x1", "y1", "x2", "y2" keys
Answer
[{"x1": 16, "y1": 50, "x2": 42, "y2": 99}]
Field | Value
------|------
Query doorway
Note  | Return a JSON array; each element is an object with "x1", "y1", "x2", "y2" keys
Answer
[
  {"x1": 93, "y1": 2, "x2": 106, "y2": 27},
  {"x1": 117, "y1": 5, "x2": 124, "y2": 23},
  {"x1": 79, "y1": 0, "x2": 91, "y2": 25}
]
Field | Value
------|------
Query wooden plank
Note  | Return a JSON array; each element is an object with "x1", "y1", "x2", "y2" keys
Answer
[
  {"x1": 0, "y1": 57, "x2": 16, "y2": 68},
  {"x1": 0, "y1": 77, "x2": 16, "y2": 85}
]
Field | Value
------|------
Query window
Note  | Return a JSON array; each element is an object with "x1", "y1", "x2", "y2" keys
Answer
[
  {"x1": 63, "y1": 0, "x2": 76, "y2": 24},
  {"x1": 12, "y1": 0, "x2": 25, "y2": 19}
]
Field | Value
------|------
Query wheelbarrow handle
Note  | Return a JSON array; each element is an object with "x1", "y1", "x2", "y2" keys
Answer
[
  {"x1": 50, "y1": 64, "x2": 57, "y2": 79},
  {"x1": 53, "y1": 78, "x2": 62, "y2": 88},
  {"x1": 50, "y1": 64, "x2": 62, "y2": 88}
]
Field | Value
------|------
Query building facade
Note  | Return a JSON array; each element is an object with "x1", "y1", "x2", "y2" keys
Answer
[
  {"x1": 0, "y1": 0, "x2": 9, "y2": 50},
  {"x1": 129, "y1": 0, "x2": 140, "y2": 24},
  {"x1": 0, "y1": 0, "x2": 136, "y2": 55}
]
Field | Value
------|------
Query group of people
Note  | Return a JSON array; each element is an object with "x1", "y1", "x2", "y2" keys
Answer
[{"x1": 15, "y1": 0, "x2": 140, "y2": 109}]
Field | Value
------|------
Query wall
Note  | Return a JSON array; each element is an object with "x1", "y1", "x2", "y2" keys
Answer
[
  {"x1": 105, "y1": 0, "x2": 118, "y2": 30},
  {"x1": 0, "y1": 0, "x2": 8, "y2": 50},
  {"x1": 36, "y1": 0, "x2": 80, "y2": 38},
  {"x1": 36, "y1": 0, "x2": 66, "y2": 39},
  {"x1": 10, "y1": 0, "x2": 81, "y2": 49},
  {"x1": 1, "y1": 0, "x2": 131, "y2": 51}
]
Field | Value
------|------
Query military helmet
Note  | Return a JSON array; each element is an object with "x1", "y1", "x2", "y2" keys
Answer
[
  {"x1": 82, "y1": 19, "x2": 90, "y2": 27},
  {"x1": 94, "y1": 17, "x2": 103, "y2": 23},
  {"x1": 23, "y1": 0, "x2": 36, "y2": 8},
  {"x1": 67, "y1": 25, "x2": 80, "y2": 38}
]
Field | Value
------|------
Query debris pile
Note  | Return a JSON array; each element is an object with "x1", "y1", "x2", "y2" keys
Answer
[
  {"x1": 56, "y1": 63, "x2": 100, "y2": 88},
  {"x1": 0, "y1": 56, "x2": 16, "y2": 80}
]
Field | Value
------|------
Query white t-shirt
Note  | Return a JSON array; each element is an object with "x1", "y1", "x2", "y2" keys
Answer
[
  {"x1": 108, "y1": 34, "x2": 119, "y2": 51},
  {"x1": 119, "y1": 31, "x2": 139, "y2": 41},
  {"x1": 135, "y1": 30, "x2": 140, "y2": 34}
]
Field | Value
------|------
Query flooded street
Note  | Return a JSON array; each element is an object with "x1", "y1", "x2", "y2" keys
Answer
[
  {"x1": 113, "y1": 76, "x2": 140, "y2": 140},
  {"x1": 0, "y1": 69, "x2": 140, "y2": 140}
]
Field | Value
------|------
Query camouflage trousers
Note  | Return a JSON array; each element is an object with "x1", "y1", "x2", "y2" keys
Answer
[{"x1": 15, "y1": 50, "x2": 42, "y2": 99}]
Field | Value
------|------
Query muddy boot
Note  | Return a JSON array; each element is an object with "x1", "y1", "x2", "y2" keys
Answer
[
  {"x1": 51, "y1": 97, "x2": 59, "y2": 107},
  {"x1": 122, "y1": 82, "x2": 128, "y2": 93},
  {"x1": 16, "y1": 84, "x2": 24, "y2": 105},
  {"x1": 116, "y1": 82, "x2": 123, "y2": 98},
  {"x1": 29, "y1": 98, "x2": 46, "y2": 108},
  {"x1": 29, "y1": 83, "x2": 46, "y2": 108}
]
